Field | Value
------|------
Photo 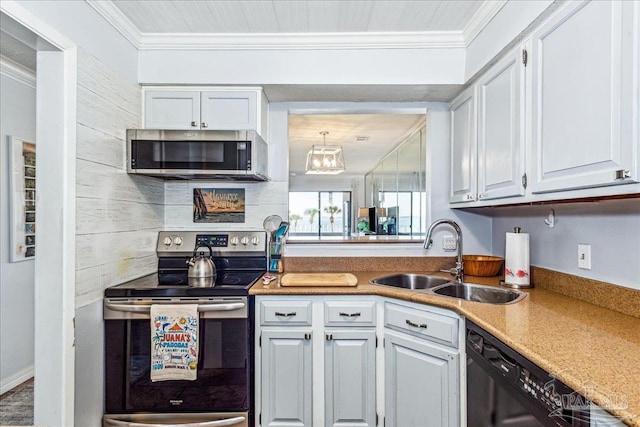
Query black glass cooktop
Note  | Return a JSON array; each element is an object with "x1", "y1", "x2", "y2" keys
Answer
[{"x1": 104, "y1": 271, "x2": 264, "y2": 298}]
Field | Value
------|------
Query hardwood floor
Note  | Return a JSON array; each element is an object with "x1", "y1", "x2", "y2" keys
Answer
[{"x1": 0, "y1": 378, "x2": 34, "y2": 426}]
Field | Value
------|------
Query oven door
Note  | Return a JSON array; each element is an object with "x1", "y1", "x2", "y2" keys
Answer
[{"x1": 104, "y1": 297, "x2": 253, "y2": 415}]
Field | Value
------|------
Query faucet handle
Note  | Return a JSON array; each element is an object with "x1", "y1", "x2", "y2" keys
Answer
[{"x1": 440, "y1": 267, "x2": 460, "y2": 276}]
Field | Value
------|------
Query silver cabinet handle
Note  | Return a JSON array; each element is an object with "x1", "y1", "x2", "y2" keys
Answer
[
  {"x1": 274, "y1": 311, "x2": 296, "y2": 317},
  {"x1": 406, "y1": 319, "x2": 428, "y2": 329},
  {"x1": 105, "y1": 416, "x2": 246, "y2": 426},
  {"x1": 304, "y1": 333, "x2": 312, "y2": 340},
  {"x1": 190, "y1": 121, "x2": 198, "y2": 127},
  {"x1": 201, "y1": 121, "x2": 208, "y2": 128},
  {"x1": 339, "y1": 312, "x2": 361, "y2": 317},
  {"x1": 105, "y1": 302, "x2": 245, "y2": 314}
]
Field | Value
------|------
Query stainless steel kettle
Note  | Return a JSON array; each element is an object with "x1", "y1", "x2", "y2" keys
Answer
[{"x1": 186, "y1": 244, "x2": 216, "y2": 287}]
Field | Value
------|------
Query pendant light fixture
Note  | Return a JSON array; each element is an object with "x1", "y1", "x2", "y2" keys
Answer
[{"x1": 305, "y1": 131, "x2": 346, "y2": 175}]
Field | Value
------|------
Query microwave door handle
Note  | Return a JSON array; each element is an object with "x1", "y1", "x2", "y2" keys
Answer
[
  {"x1": 105, "y1": 302, "x2": 246, "y2": 314},
  {"x1": 104, "y1": 415, "x2": 246, "y2": 427}
]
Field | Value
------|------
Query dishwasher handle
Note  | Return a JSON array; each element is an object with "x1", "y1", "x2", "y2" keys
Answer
[
  {"x1": 105, "y1": 301, "x2": 245, "y2": 314},
  {"x1": 104, "y1": 416, "x2": 246, "y2": 427}
]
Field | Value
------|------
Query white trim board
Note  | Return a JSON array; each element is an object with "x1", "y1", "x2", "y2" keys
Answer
[
  {"x1": 0, "y1": 366, "x2": 34, "y2": 395},
  {"x1": 0, "y1": 55, "x2": 36, "y2": 88}
]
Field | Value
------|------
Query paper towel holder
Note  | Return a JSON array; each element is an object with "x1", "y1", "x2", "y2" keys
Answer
[{"x1": 500, "y1": 226, "x2": 534, "y2": 289}]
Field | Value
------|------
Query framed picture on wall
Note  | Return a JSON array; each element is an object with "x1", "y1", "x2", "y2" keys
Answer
[
  {"x1": 9, "y1": 136, "x2": 36, "y2": 262},
  {"x1": 193, "y1": 188, "x2": 246, "y2": 223}
]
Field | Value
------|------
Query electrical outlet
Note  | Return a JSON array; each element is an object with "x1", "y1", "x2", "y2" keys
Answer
[
  {"x1": 443, "y1": 235, "x2": 457, "y2": 251},
  {"x1": 578, "y1": 244, "x2": 591, "y2": 270}
]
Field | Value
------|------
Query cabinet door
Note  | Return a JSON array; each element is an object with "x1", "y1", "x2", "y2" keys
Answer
[
  {"x1": 261, "y1": 329, "x2": 312, "y2": 427},
  {"x1": 385, "y1": 331, "x2": 459, "y2": 427},
  {"x1": 450, "y1": 86, "x2": 477, "y2": 203},
  {"x1": 477, "y1": 48, "x2": 526, "y2": 201},
  {"x1": 529, "y1": 0, "x2": 637, "y2": 193},
  {"x1": 144, "y1": 91, "x2": 200, "y2": 129},
  {"x1": 324, "y1": 329, "x2": 376, "y2": 427},
  {"x1": 200, "y1": 91, "x2": 257, "y2": 131}
]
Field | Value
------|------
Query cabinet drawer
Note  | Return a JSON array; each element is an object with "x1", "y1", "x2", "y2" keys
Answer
[
  {"x1": 384, "y1": 302, "x2": 458, "y2": 347},
  {"x1": 260, "y1": 300, "x2": 312, "y2": 326},
  {"x1": 324, "y1": 300, "x2": 376, "y2": 327}
]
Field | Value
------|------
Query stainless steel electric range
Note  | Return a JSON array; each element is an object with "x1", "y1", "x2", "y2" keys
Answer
[{"x1": 103, "y1": 231, "x2": 266, "y2": 427}]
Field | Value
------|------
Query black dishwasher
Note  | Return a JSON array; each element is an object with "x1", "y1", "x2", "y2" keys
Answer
[{"x1": 466, "y1": 321, "x2": 590, "y2": 427}]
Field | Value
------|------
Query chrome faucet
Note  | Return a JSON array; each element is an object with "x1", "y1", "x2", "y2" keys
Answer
[{"x1": 423, "y1": 219, "x2": 464, "y2": 283}]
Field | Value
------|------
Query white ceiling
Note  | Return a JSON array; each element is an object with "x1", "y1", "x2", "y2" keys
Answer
[{"x1": 108, "y1": 0, "x2": 486, "y2": 34}]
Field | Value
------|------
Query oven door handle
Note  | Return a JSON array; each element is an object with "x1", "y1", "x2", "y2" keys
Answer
[
  {"x1": 104, "y1": 302, "x2": 246, "y2": 314},
  {"x1": 104, "y1": 415, "x2": 246, "y2": 427}
]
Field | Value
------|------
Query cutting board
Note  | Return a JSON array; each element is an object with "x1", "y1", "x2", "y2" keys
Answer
[{"x1": 280, "y1": 273, "x2": 358, "y2": 287}]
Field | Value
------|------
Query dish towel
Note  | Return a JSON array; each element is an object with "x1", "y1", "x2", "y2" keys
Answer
[{"x1": 150, "y1": 304, "x2": 199, "y2": 382}]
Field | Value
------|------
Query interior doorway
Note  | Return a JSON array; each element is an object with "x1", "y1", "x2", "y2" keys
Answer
[{"x1": 0, "y1": 4, "x2": 77, "y2": 426}]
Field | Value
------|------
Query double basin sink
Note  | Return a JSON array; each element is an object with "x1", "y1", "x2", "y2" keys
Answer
[{"x1": 370, "y1": 273, "x2": 526, "y2": 304}]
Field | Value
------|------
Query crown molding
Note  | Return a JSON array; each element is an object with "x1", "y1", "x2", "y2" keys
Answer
[
  {"x1": 138, "y1": 31, "x2": 465, "y2": 50},
  {"x1": 463, "y1": 0, "x2": 508, "y2": 46},
  {"x1": 88, "y1": 0, "x2": 505, "y2": 51},
  {"x1": 0, "y1": 55, "x2": 36, "y2": 89},
  {"x1": 86, "y1": 0, "x2": 142, "y2": 48}
]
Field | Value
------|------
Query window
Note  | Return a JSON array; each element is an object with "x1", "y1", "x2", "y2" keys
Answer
[{"x1": 289, "y1": 191, "x2": 351, "y2": 237}]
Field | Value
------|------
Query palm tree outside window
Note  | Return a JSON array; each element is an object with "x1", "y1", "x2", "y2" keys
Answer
[{"x1": 289, "y1": 191, "x2": 351, "y2": 237}]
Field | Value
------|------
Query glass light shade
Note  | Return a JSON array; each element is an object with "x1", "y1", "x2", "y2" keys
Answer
[{"x1": 305, "y1": 144, "x2": 346, "y2": 174}]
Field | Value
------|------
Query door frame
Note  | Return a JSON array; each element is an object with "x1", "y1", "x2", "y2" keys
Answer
[{"x1": 0, "y1": 2, "x2": 77, "y2": 426}]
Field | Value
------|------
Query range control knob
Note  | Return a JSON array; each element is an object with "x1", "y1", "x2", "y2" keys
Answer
[
  {"x1": 230, "y1": 236, "x2": 240, "y2": 246},
  {"x1": 251, "y1": 236, "x2": 260, "y2": 246},
  {"x1": 163, "y1": 236, "x2": 172, "y2": 246},
  {"x1": 174, "y1": 236, "x2": 183, "y2": 246},
  {"x1": 240, "y1": 237, "x2": 250, "y2": 246}
]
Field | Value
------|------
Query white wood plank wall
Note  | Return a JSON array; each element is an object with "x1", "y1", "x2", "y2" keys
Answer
[
  {"x1": 164, "y1": 181, "x2": 288, "y2": 230},
  {"x1": 75, "y1": 50, "x2": 163, "y2": 307}
]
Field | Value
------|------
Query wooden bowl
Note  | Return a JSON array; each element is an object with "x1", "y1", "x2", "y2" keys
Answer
[{"x1": 463, "y1": 255, "x2": 504, "y2": 277}]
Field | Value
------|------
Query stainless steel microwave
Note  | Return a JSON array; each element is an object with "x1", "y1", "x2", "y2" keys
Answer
[{"x1": 126, "y1": 129, "x2": 269, "y2": 181}]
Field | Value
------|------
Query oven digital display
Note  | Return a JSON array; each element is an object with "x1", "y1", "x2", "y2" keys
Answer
[{"x1": 195, "y1": 234, "x2": 228, "y2": 247}]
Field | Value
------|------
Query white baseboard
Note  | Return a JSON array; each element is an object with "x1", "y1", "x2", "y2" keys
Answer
[{"x1": 0, "y1": 365, "x2": 34, "y2": 395}]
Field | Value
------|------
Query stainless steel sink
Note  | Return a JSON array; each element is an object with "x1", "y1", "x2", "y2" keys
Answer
[
  {"x1": 430, "y1": 282, "x2": 526, "y2": 304},
  {"x1": 370, "y1": 274, "x2": 450, "y2": 290}
]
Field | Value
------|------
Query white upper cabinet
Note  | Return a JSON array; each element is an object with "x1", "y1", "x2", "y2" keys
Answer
[
  {"x1": 477, "y1": 48, "x2": 526, "y2": 201},
  {"x1": 144, "y1": 91, "x2": 200, "y2": 130},
  {"x1": 449, "y1": 86, "x2": 477, "y2": 203},
  {"x1": 144, "y1": 88, "x2": 268, "y2": 136},
  {"x1": 529, "y1": 0, "x2": 638, "y2": 193},
  {"x1": 200, "y1": 91, "x2": 257, "y2": 131}
]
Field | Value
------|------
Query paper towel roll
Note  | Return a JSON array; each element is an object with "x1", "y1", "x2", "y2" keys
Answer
[{"x1": 504, "y1": 232, "x2": 530, "y2": 286}]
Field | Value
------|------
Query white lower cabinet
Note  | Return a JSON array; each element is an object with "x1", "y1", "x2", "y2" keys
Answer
[
  {"x1": 325, "y1": 329, "x2": 377, "y2": 427},
  {"x1": 591, "y1": 403, "x2": 627, "y2": 427},
  {"x1": 257, "y1": 297, "x2": 378, "y2": 427},
  {"x1": 384, "y1": 331, "x2": 459, "y2": 427},
  {"x1": 383, "y1": 301, "x2": 461, "y2": 427},
  {"x1": 260, "y1": 328, "x2": 313, "y2": 427},
  {"x1": 256, "y1": 296, "x2": 462, "y2": 427}
]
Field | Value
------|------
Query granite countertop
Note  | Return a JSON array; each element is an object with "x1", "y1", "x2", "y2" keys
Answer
[{"x1": 251, "y1": 271, "x2": 640, "y2": 426}]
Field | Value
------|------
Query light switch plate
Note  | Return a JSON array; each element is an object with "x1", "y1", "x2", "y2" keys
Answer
[{"x1": 578, "y1": 244, "x2": 591, "y2": 269}]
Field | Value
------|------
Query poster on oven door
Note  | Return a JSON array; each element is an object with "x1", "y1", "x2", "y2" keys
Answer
[{"x1": 150, "y1": 304, "x2": 199, "y2": 381}]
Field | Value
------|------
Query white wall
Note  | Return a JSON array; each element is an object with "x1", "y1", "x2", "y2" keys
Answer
[
  {"x1": 74, "y1": 48, "x2": 162, "y2": 426},
  {"x1": 0, "y1": 68, "x2": 36, "y2": 393},
  {"x1": 138, "y1": 47, "x2": 465, "y2": 86},
  {"x1": 490, "y1": 200, "x2": 640, "y2": 290}
]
